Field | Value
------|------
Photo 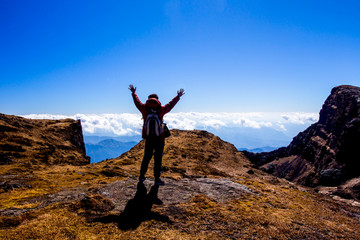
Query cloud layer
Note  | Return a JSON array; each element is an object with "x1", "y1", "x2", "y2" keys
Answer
[{"x1": 23, "y1": 112, "x2": 318, "y2": 137}]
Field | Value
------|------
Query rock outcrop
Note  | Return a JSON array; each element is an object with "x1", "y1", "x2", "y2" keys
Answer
[
  {"x1": 244, "y1": 85, "x2": 360, "y2": 187},
  {"x1": 104, "y1": 129, "x2": 253, "y2": 180},
  {"x1": 0, "y1": 113, "x2": 90, "y2": 165}
]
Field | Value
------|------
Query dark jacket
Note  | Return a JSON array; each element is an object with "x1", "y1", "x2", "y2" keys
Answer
[{"x1": 132, "y1": 92, "x2": 180, "y2": 139}]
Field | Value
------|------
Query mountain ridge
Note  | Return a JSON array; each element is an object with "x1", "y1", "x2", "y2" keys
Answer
[
  {"x1": 1, "y1": 123, "x2": 360, "y2": 238},
  {"x1": 244, "y1": 85, "x2": 360, "y2": 200}
]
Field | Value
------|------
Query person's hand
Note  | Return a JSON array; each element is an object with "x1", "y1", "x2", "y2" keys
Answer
[
  {"x1": 129, "y1": 84, "x2": 136, "y2": 93},
  {"x1": 177, "y1": 88, "x2": 185, "y2": 97}
]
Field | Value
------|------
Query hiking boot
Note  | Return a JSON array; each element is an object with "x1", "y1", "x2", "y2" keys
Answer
[
  {"x1": 139, "y1": 176, "x2": 146, "y2": 182},
  {"x1": 155, "y1": 178, "x2": 165, "y2": 186}
]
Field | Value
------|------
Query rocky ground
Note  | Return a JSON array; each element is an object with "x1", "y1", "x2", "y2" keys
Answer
[{"x1": 1, "y1": 130, "x2": 360, "y2": 239}]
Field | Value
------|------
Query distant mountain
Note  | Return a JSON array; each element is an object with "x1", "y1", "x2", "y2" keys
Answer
[
  {"x1": 85, "y1": 139, "x2": 137, "y2": 163},
  {"x1": 210, "y1": 126, "x2": 292, "y2": 150},
  {"x1": 84, "y1": 135, "x2": 141, "y2": 145},
  {"x1": 238, "y1": 146, "x2": 279, "y2": 153}
]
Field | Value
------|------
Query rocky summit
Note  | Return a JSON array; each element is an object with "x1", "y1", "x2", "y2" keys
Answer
[
  {"x1": 103, "y1": 129, "x2": 253, "y2": 180},
  {"x1": 1, "y1": 123, "x2": 360, "y2": 239},
  {"x1": 0, "y1": 113, "x2": 89, "y2": 165},
  {"x1": 244, "y1": 85, "x2": 360, "y2": 199}
]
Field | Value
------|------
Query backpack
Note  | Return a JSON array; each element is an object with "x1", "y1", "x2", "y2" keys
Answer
[{"x1": 144, "y1": 108, "x2": 163, "y2": 138}]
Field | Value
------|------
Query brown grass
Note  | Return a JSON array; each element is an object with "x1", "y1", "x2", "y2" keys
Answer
[
  {"x1": 1, "y1": 165, "x2": 359, "y2": 239},
  {"x1": 1, "y1": 130, "x2": 359, "y2": 239}
]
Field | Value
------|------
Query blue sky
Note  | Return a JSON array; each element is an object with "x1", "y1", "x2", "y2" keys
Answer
[{"x1": 1, "y1": 0, "x2": 359, "y2": 115}]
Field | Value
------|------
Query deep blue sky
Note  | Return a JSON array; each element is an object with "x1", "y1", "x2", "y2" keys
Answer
[{"x1": 1, "y1": 0, "x2": 359, "y2": 115}]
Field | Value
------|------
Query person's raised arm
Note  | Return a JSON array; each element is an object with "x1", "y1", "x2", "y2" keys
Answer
[
  {"x1": 163, "y1": 88, "x2": 185, "y2": 114},
  {"x1": 177, "y1": 88, "x2": 185, "y2": 97},
  {"x1": 129, "y1": 84, "x2": 136, "y2": 93},
  {"x1": 129, "y1": 84, "x2": 144, "y2": 111}
]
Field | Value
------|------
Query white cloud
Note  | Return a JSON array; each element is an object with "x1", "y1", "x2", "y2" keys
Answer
[
  {"x1": 22, "y1": 112, "x2": 318, "y2": 137},
  {"x1": 23, "y1": 113, "x2": 143, "y2": 136},
  {"x1": 164, "y1": 113, "x2": 197, "y2": 130},
  {"x1": 233, "y1": 118, "x2": 272, "y2": 129},
  {"x1": 276, "y1": 123, "x2": 287, "y2": 132},
  {"x1": 23, "y1": 114, "x2": 69, "y2": 120},
  {"x1": 200, "y1": 119, "x2": 226, "y2": 129},
  {"x1": 281, "y1": 112, "x2": 318, "y2": 124}
]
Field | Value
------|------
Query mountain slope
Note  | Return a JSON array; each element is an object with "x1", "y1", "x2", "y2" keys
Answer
[
  {"x1": 101, "y1": 129, "x2": 253, "y2": 180},
  {"x1": 1, "y1": 129, "x2": 360, "y2": 239},
  {"x1": 244, "y1": 85, "x2": 360, "y2": 198}
]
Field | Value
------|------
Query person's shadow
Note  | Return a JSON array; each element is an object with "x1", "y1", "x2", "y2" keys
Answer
[{"x1": 94, "y1": 182, "x2": 171, "y2": 230}]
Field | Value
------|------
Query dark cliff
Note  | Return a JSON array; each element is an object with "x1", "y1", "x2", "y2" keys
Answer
[
  {"x1": 244, "y1": 85, "x2": 360, "y2": 188},
  {"x1": 0, "y1": 113, "x2": 90, "y2": 165}
]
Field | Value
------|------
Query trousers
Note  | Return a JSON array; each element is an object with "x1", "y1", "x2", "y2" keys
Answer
[{"x1": 140, "y1": 138, "x2": 165, "y2": 180}]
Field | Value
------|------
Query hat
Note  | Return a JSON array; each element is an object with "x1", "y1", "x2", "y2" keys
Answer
[
  {"x1": 146, "y1": 98, "x2": 161, "y2": 108},
  {"x1": 148, "y1": 94, "x2": 159, "y2": 99}
]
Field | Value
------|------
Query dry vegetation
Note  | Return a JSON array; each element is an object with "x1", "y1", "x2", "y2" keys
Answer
[
  {"x1": 106, "y1": 130, "x2": 252, "y2": 180},
  {"x1": 0, "y1": 113, "x2": 89, "y2": 165},
  {"x1": 1, "y1": 130, "x2": 359, "y2": 239}
]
